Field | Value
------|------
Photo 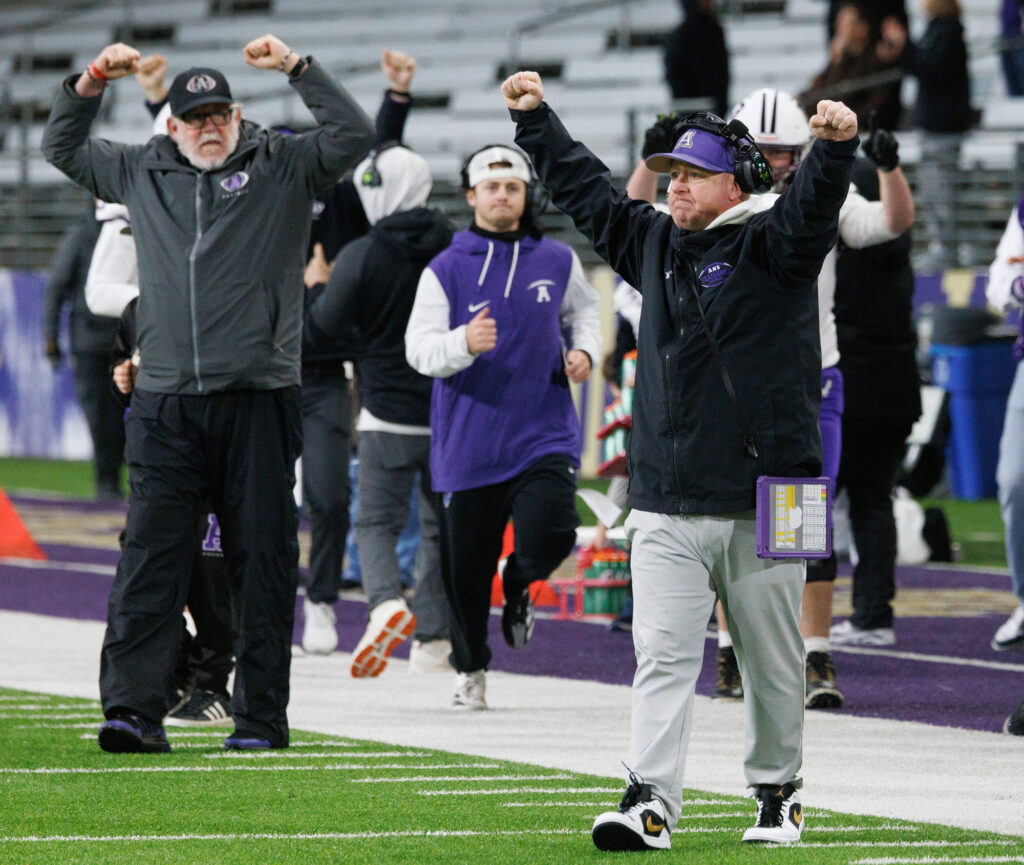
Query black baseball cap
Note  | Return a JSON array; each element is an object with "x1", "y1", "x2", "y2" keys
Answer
[{"x1": 168, "y1": 67, "x2": 233, "y2": 117}]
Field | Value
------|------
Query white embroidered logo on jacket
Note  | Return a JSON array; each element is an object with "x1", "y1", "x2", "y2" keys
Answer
[{"x1": 527, "y1": 279, "x2": 556, "y2": 302}]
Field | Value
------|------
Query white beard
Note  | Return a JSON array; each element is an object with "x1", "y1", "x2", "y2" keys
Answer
[{"x1": 176, "y1": 123, "x2": 240, "y2": 171}]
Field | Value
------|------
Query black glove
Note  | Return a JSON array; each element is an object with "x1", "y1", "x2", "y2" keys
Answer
[
  {"x1": 45, "y1": 339, "x2": 63, "y2": 371},
  {"x1": 641, "y1": 112, "x2": 681, "y2": 161},
  {"x1": 862, "y1": 111, "x2": 899, "y2": 171}
]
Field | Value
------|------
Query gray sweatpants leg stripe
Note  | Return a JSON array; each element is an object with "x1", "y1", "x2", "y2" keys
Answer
[{"x1": 625, "y1": 509, "x2": 805, "y2": 830}]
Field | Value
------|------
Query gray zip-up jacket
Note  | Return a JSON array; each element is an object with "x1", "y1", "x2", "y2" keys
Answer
[{"x1": 42, "y1": 61, "x2": 374, "y2": 394}]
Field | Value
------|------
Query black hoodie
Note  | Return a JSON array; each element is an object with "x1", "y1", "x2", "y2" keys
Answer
[{"x1": 304, "y1": 206, "x2": 453, "y2": 426}]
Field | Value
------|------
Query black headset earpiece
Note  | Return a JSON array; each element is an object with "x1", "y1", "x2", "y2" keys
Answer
[
  {"x1": 670, "y1": 112, "x2": 774, "y2": 194},
  {"x1": 359, "y1": 139, "x2": 401, "y2": 188},
  {"x1": 459, "y1": 142, "x2": 549, "y2": 219}
]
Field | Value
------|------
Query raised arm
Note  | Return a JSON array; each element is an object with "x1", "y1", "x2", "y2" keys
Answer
[
  {"x1": 374, "y1": 50, "x2": 415, "y2": 145},
  {"x1": 764, "y1": 100, "x2": 859, "y2": 288},
  {"x1": 244, "y1": 34, "x2": 375, "y2": 193},
  {"x1": 502, "y1": 71, "x2": 661, "y2": 290},
  {"x1": 42, "y1": 43, "x2": 144, "y2": 202}
]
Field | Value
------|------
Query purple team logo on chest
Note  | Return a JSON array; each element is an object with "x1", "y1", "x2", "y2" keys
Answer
[
  {"x1": 201, "y1": 514, "x2": 223, "y2": 556},
  {"x1": 698, "y1": 261, "x2": 732, "y2": 288},
  {"x1": 220, "y1": 171, "x2": 249, "y2": 193}
]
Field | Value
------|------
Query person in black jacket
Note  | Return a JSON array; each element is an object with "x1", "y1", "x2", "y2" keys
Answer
[
  {"x1": 298, "y1": 50, "x2": 418, "y2": 656},
  {"x1": 880, "y1": 0, "x2": 972, "y2": 268},
  {"x1": 43, "y1": 211, "x2": 125, "y2": 501},
  {"x1": 502, "y1": 70, "x2": 858, "y2": 850},
  {"x1": 305, "y1": 144, "x2": 454, "y2": 679},
  {"x1": 663, "y1": 0, "x2": 730, "y2": 117},
  {"x1": 832, "y1": 157, "x2": 922, "y2": 641}
]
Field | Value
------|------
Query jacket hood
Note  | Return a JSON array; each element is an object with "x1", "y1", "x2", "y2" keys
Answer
[
  {"x1": 707, "y1": 191, "x2": 778, "y2": 228},
  {"x1": 372, "y1": 207, "x2": 452, "y2": 261},
  {"x1": 354, "y1": 145, "x2": 432, "y2": 225}
]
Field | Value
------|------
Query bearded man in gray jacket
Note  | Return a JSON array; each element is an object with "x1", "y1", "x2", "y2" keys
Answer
[{"x1": 42, "y1": 35, "x2": 374, "y2": 753}]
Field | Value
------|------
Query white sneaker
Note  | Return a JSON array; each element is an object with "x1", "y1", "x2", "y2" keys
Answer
[
  {"x1": 992, "y1": 604, "x2": 1024, "y2": 651},
  {"x1": 829, "y1": 619, "x2": 895, "y2": 647},
  {"x1": 409, "y1": 639, "x2": 453, "y2": 674},
  {"x1": 452, "y1": 670, "x2": 487, "y2": 710},
  {"x1": 742, "y1": 783, "x2": 804, "y2": 843},
  {"x1": 301, "y1": 598, "x2": 338, "y2": 655},
  {"x1": 592, "y1": 775, "x2": 670, "y2": 851},
  {"x1": 350, "y1": 597, "x2": 416, "y2": 678}
]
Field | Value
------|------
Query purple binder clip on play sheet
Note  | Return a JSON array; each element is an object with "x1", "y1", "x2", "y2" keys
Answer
[{"x1": 755, "y1": 476, "x2": 832, "y2": 560}]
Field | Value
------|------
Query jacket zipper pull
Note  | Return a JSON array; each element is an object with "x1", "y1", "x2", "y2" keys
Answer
[{"x1": 744, "y1": 436, "x2": 759, "y2": 460}]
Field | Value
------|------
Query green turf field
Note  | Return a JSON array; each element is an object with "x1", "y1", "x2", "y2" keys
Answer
[{"x1": 0, "y1": 687, "x2": 1020, "y2": 864}]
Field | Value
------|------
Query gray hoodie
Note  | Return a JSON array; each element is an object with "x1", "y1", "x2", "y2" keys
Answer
[{"x1": 42, "y1": 62, "x2": 374, "y2": 394}]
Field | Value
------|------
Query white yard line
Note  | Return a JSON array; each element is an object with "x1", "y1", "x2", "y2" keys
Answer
[
  {"x1": 854, "y1": 857, "x2": 1024, "y2": 864},
  {"x1": 0, "y1": 558, "x2": 115, "y2": 576},
  {"x1": 2, "y1": 610, "x2": 1023, "y2": 837},
  {"x1": 0, "y1": 765, "x2": 543, "y2": 776},
  {"x1": 0, "y1": 828, "x2": 590, "y2": 844}
]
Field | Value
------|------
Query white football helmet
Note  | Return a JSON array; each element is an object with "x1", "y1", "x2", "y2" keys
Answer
[{"x1": 729, "y1": 88, "x2": 809, "y2": 189}]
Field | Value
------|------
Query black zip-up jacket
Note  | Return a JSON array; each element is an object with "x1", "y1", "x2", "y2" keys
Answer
[
  {"x1": 42, "y1": 61, "x2": 374, "y2": 395},
  {"x1": 303, "y1": 206, "x2": 453, "y2": 426},
  {"x1": 513, "y1": 102, "x2": 857, "y2": 515}
]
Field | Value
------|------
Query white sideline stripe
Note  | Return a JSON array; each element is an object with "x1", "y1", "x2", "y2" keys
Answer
[
  {"x1": 805, "y1": 841, "x2": 1024, "y2": 849},
  {"x1": 0, "y1": 828, "x2": 590, "y2": 844},
  {"x1": 0, "y1": 713, "x2": 100, "y2": 720},
  {"x1": 502, "y1": 797, "x2": 737, "y2": 807},
  {"x1": 1, "y1": 765, "x2": 521, "y2": 776},
  {"x1": 854, "y1": 857, "x2": 1024, "y2": 864},
  {"x1": 702, "y1": 628, "x2": 1024, "y2": 673},
  {"x1": 419, "y1": 786, "x2": 622, "y2": 796},
  {"x1": 351, "y1": 773, "x2": 572, "y2": 783},
  {"x1": 0, "y1": 558, "x2": 115, "y2": 576},
  {"x1": 2, "y1": 703, "x2": 100, "y2": 710},
  {"x1": 28, "y1": 723, "x2": 105, "y2": 730},
  {"x1": 831, "y1": 645, "x2": 1024, "y2": 673},
  {"x1": 206, "y1": 749, "x2": 431, "y2": 759}
]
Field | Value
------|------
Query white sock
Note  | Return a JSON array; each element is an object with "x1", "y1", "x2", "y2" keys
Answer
[
  {"x1": 718, "y1": 630, "x2": 733, "y2": 649},
  {"x1": 804, "y1": 636, "x2": 830, "y2": 655}
]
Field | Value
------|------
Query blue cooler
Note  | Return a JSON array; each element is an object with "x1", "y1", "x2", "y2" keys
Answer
[{"x1": 931, "y1": 340, "x2": 1017, "y2": 499}]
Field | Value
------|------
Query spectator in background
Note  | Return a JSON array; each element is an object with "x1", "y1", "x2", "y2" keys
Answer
[
  {"x1": 879, "y1": 0, "x2": 972, "y2": 269},
  {"x1": 664, "y1": 0, "x2": 730, "y2": 117},
  {"x1": 999, "y1": 0, "x2": 1024, "y2": 97},
  {"x1": 984, "y1": 194, "x2": 1024, "y2": 656},
  {"x1": 43, "y1": 208, "x2": 125, "y2": 501},
  {"x1": 801, "y1": 1, "x2": 902, "y2": 132}
]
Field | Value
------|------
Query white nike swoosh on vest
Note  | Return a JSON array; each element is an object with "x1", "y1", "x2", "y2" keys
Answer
[{"x1": 468, "y1": 301, "x2": 489, "y2": 313}]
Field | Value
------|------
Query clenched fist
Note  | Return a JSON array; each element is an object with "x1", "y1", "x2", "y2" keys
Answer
[
  {"x1": 244, "y1": 34, "x2": 296, "y2": 72},
  {"x1": 501, "y1": 71, "x2": 544, "y2": 111},
  {"x1": 809, "y1": 100, "x2": 858, "y2": 142},
  {"x1": 90, "y1": 43, "x2": 141, "y2": 80}
]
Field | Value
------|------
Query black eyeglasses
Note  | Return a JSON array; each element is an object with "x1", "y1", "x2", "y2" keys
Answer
[{"x1": 180, "y1": 108, "x2": 234, "y2": 129}]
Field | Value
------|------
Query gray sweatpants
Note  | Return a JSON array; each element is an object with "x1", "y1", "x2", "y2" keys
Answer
[
  {"x1": 356, "y1": 430, "x2": 448, "y2": 642},
  {"x1": 625, "y1": 509, "x2": 805, "y2": 830}
]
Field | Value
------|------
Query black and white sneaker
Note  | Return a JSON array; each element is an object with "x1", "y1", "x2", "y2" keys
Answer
[
  {"x1": 164, "y1": 689, "x2": 232, "y2": 728},
  {"x1": 501, "y1": 585, "x2": 535, "y2": 649},
  {"x1": 742, "y1": 782, "x2": 804, "y2": 843},
  {"x1": 1004, "y1": 696, "x2": 1024, "y2": 736},
  {"x1": 992, "y1": 605, "x2": 1024, "y2": 652},
  {"x1": 592, "y1": 773, "x2": 671, "y2": 851},
  {"x1": 805, "y1": 651, "x2": 843, "y2": 709}
]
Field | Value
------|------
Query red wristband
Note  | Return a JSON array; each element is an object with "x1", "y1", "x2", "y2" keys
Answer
[{"x1": 87, "y1": 62, "x2": 109, "y2": 82}]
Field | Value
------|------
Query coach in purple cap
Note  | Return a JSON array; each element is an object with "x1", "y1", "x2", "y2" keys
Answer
[
  {"x1": 43, "y1": 35, "x2": 374, "y2": 756},
  {"x1": 503, "y1": 70, "x2": 858, "y2": 852}
]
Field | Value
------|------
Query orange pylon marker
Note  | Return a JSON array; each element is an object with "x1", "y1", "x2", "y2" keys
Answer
[
  {"x1": 0, "y1": 489, "x2": 46, "y2": 560},
  {"x1": 490, "y1": 522, "x2": 560, "y2": 608}
]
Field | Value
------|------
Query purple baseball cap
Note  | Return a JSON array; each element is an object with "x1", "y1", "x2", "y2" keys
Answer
[{"x1": 645, "y1": 128, "x2": 737, "y2": 175}]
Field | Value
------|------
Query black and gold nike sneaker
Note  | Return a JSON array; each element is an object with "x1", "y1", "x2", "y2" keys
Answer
[
  {"x1": 742, "y1": 782, "x2": 804, "y2": 843},
  {"x1": 592, "y1": 772, "x2": 671, "y2": 851}
]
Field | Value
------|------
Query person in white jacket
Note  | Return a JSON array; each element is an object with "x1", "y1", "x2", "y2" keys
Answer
[{"x1": 986, "y1": 199, "x2": 1024, "y2": 654}]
